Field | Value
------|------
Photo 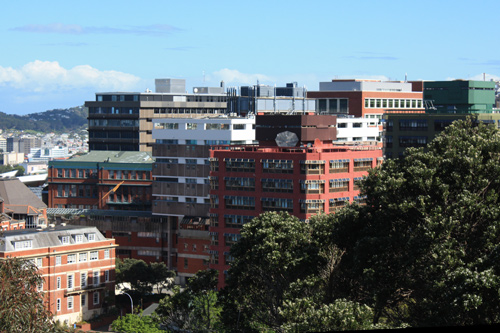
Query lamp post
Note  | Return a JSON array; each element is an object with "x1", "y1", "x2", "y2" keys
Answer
[{"x1": 122, "y1": 291, "x2": 133, "y2": 314}]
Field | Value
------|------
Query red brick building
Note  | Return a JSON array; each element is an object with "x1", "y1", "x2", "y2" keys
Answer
[
  {"x1": 208, "y1": 115, "x2": 383, "y2": 287},
  {"x1": 47, "y1": 151, "x2": 153, "y2": 211},
  {"x1": 307, "y1": 79, "x2": 424, "y2": 119},
  {"x1": 0, "y1": 225, "x2": 117, "y2": 325}
]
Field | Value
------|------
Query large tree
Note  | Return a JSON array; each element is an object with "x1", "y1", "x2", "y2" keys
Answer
[
  {"x1": 0, "y1": 257, "x2": 55, "y2": 332},
  {"x1": 328, "y1": 117, "x2": 500, "y2": 327}
]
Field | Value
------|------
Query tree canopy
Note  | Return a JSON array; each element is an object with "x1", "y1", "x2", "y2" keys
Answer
[{"x1": 219, "y1": 117, "x2": 500, "y2": 330}]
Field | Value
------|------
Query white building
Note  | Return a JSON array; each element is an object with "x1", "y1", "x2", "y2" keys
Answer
[{"x1": 335, "y1": 117, "x2": 382, "y2": 145}]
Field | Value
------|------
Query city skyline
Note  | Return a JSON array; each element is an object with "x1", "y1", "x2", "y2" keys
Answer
[{"x1": 1, "y1": 0, "x2": 499, "y2": 115}]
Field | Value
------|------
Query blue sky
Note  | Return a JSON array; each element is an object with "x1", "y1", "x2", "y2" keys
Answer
[{"x1": 1, "y1": 0, "x2": 499, "y2": 115}]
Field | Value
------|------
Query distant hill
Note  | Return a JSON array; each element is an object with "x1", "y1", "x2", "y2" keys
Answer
[{"x1": 0, "y1": 106, "x2": 88, "y2": 133}]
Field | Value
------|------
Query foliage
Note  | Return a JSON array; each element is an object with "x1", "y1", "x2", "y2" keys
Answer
[
  {"x1": 220, "y1": 212, "x2": 325, "y2": 332},
  {"x1": 110, "y1": 311, "x2": 162, "y2": 333},
  {"x1": 328, "y1": 117, "x2": 500, "y2": 327},
  {"x1": 0, "y1": 164, "x2": 24, "y2": 176},
  {"x1": 0, "y1": 257, "x2": 55, "y2": 332},
  {"x1": 156, "y1": 269, "x2": 222, "y2": 332},
  {"x1": 116, "y1": 258, "x2": 174, "y2": 296}
]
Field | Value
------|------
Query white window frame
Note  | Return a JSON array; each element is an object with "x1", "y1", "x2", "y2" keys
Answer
[
  {"x1": 67, "y1": 274, "x2": 74, "y2": 289},
  {"x1": 67, "y1": 254, "x2": 76, "y2": 263},
  {"x1": 90, "y1": 251, "x2": 98, "y2": 261},
  {"x1": 79, "y1": 252, "x2": 87, "y2": 262},
  {"x1": 93, "y1": 291, "x2": 99, "y2": 305},
  {"x1": 67, "y1": 296, "x2": 73, "y2": 310},
  {"x1": 57, "y1": 298, "x2": 61, "y2": 312},
  {"x1": 55, "y1": 255, "x2": 61, "y2": 266},
  {"x1": 81, "y1": 272, "x2": 87, "y2": 288},
  {"x1": 57, "y1": 276, "x2": 61, "y2": 289},
  {"x1": 61, "y1": 236, "x2": 70, "y2": 245},
  {"x1": 74, "y1": 234, "x2": 84, "y2": 243},
  {"x1": 93, "y1": 271, "x2": 100, "y2": 285},
  {"x1": 104, "y1": 249, "x2": 110, "y2": 259},
  {"x1": 87, "y1": 233, "x2": 96, "y2": 242}
]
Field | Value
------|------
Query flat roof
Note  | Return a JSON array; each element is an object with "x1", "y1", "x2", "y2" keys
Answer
[{"x1": 66, "y1": 151, "x2": 153, "y2": 164}]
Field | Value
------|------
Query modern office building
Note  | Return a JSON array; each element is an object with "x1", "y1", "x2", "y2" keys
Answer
[
  {"x1": 208, "y1": 114, "x2": 383, "y2": 287},
  {"x1": 85, "y1": 79, "x2": 228, "y2": 152},
  {"x1": 423, "y1": 80, "x2": 496, "y2": 114},
  {"x1": 0, "y1": 224, "x2": 116, "y2": 325},
  {"x1": 151, "y1": 115, "x2": 256, "y2": 283},
  {"x1": 383, "y1": 80, "x2": 499, "y2": 158},
  {"x1": 226, "y1": 82, "x2": 316, "y2": 116},
  {"x1": 307, "y1": 79, "x2": 424, "y2": 120}
]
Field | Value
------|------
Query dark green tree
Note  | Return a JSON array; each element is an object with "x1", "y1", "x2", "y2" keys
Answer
[
  {"x1": 329, "y1": 117, "x2": 500, "y2": 327},
  {"x1": 111, "y1": 311, "x2": 162, "y2": 333},
  {"x1": 220, "y1": 212, "x2": 325, "y2": 332}
]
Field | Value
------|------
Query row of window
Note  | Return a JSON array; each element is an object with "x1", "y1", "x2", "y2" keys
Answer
[
  {"x1": 211, "y1": 158, "x2": 377, "y2": 174},
  {"x1": 384, "y1": 136, "x2": 428, "y2": 148},
  {"x1": 364, "y1": 98, "x2": 423, "y2": 109},
  {"x1": 56, "y1": 291, "x2": 101, "y2": 312},
  {"x1": 154, "y1": 122, "x2": 249, "y2": 131},
  {"x1": 56, "y1": 270, "x2": 110, "y2": 290},
  {"x1": 213, "y1": 177, "x2": 364, "y2": 193},
  {"x1": 54, "y1": 249, "x2": 111, "y2": 264},
  {"x1": 89, "y1": 119, "x2": 139, "y2": 127},
  {"x1": 55, "y1": 168, "x2": 150, "y2": 180}
]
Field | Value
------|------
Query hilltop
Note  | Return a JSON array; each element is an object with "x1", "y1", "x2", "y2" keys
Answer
[{"x1": 0, "y1": 106, "x2": 88, "y2": 134}]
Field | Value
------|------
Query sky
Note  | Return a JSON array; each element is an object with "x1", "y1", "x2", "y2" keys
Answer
[{"x1": 1, "y1": 0, "x2": 499, "y2": 115}]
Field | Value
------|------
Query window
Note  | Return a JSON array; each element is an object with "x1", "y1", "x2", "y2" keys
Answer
[
  {"x1": 74, "y1": 234, "x2": 84, "y2": 243},
  {"x1": 330, "y1": 159, "x2": 349, "y2": 173},
  {"x1": 79, "y1": 252, "x2": 87, "y2": 262},
  {"x1": 104, "y1": 249, "x2": 110, "y2": 259},
  {"x1": 93, "y1": 271, "x2": 100, "y2": 285},
  {"x1": 14, "y1": 240, "x2": 32, "y2": 249},
  {"x1": 67, "y1": 296, "x2": 74, "y2": 310},
  {"x1": 330, "y1": 178, "x2": 350, "y2": 192},
  {"x1": 61, "y1": 236, "x2": 70, "y2": 245},
  {"x1": 353, "y1": 158, "x2": 373, "y2": 171},
  {"x1": 57, "y1": 277, "x2": 61, "y2": 289},
  {"x1": 56, "y1": 256, "x2": 61, "y2": 266},
  {"x1": 93, "y1": 292, "x2": 100, "y2": 305},
  {"x1": 105, "y1": 270, "x2": 110, "y2": 282},
  {"x1": 81, "y1": 272, "x2": 87, "y2": 287},
  {"x1": 67, "y1": 254, "x2": 76, "y2": 264},
  {"x1": 90, "y1": 251, "x2": 98, "y2": 261},
  {"x1": 67, "y1": 274, "x2": 74, "y2": 289},
  {"x1": 87, "y1": 233, "x2": 96, "y2": 242},
  {"x1": 81, "y1": 294, "x2": 86, "y2": 307},
  {"x1": 57, "y1": 299, "x2": 61, "y2": 312}
]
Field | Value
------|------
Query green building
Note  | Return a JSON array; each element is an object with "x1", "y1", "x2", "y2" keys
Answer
[
  {"x1": 384, "y1": 80, "x2": 498, "y2": 158},
  {"x1": 424, "y1": 80, "x2": 496, "y2": 114}
]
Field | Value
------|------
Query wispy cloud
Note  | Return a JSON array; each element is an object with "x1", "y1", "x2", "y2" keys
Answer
[
  {"x1": 212, "y1": 69, "x2": 274, "y2": 85},
  {"x1": 0, "y1": 60, "x2": 143, "y2": 92},
  {"x1": 11, "y1": 23, "x2": 181, "y2": 36}
]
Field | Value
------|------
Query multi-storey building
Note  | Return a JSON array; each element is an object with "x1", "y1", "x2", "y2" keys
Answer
[
  {"x1": 383, "y1": 80, "x2": 499, "y2": 158},
  {"x1": 335, "y1": 116, "x2": 381, "y2": 146},
  {"x1": 208, "y1": 114, "x2": 383, "y2": 287},
  {"x1": 152, "y1": 115, "x2": 255, "y2": 284},
  {"x1": 307, "y1": 79, "x2": 424, "y2": 120},
  {"x1": 85, "y1": 79, "x2": 227, "y2": 152},
  {"x1": 0, "y1": 224, "x2": 116, "y2": 325},
  {"x1": 47, "y1": 151, "x2": 153, "y2": 211}
]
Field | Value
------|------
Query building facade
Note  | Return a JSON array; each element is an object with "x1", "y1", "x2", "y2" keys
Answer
[
  {"x1": 47, "y1": 151, "x2": 153, "y2": 211},
  {"x1": 85, "y1": 79, "x2": 228, "y2": 152},
  {"x1": 151, "y1": 115, "x2": 255, "y2": 284},
  {"x1": 0, "y1": 225, "x2": 116, "y2": 325},
  {"x1": 208, "y1": 114, "x2": 383, "y2": 287},
  {"x1": 307, "y1": 79, "x2": 424, "y2": 120}
]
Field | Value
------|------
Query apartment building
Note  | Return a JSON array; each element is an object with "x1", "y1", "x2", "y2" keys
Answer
[
  {"x1": 208, "y1": 114, "x2": 383, "y2": 287},
  {"x1": 0, "y1": 224, "x2": 116, "y2": 325}
]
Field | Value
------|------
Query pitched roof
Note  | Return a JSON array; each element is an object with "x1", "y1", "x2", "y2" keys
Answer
[{"x1": 0, "y1": 178, "x2": 47, "y2": 209}]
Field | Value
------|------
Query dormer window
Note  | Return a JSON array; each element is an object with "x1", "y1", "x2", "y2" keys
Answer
[
  {"x1": 14, "y1": 240, "x2": 33, "y2": 250},
  {"x1": 61, "y1": 236, "x2": 70, "y2": 245},
  {"x1": 87, "y1": 233, "x2": 96, "y2": 242},
  {"x1": 74, "y1": 234, "x2": 84, "y2": 243}
]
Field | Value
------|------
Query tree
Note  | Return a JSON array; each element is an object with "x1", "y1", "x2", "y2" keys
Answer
[
  {"x1": 0, "y1": 257, "x2": 55, "y2": 332},
  {"x1": 111, "y1": 312, "x2": 162, "y2": 333},
  {"x1": 220, "y1": 212, "x2": 325, "y2": 331},
  {"x1": 150, "y1": 262, "x2": 175, "y2": 294},
  {"x1": 328, "y1": 117, "x2": 500, "y2": 327},
  {"x1": 156, "y1": 269, "x2": 222, "y2": 332}
]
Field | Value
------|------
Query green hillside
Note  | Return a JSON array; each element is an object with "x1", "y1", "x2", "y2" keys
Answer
[{"x1": 0, "y1": 106, "x2": 88, "y2": 133}]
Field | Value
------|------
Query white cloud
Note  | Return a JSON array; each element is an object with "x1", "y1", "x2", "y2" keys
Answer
[
  {"x1": 445, "y1": 73, "x2": 500, "y2": 82},
  {"x1": 212, "y1": 68, "x2": 274, "y2": 85},
  {"x1": 0, "y1": 60, "x2": 142, "y2": 92}
]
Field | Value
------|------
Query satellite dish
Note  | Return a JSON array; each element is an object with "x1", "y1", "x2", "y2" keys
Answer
[{"x1": 275, "y1": 131, "x2": 299, "y2": 147}]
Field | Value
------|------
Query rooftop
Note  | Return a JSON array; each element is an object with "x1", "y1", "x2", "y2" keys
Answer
[{"x1": 67, "y1": 151, "x2": 153, "y2": 164}]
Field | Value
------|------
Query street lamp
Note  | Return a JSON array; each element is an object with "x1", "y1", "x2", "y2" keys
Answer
[{"x1": 122, "y1": 291, "x2": 133, "y2": 314}]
